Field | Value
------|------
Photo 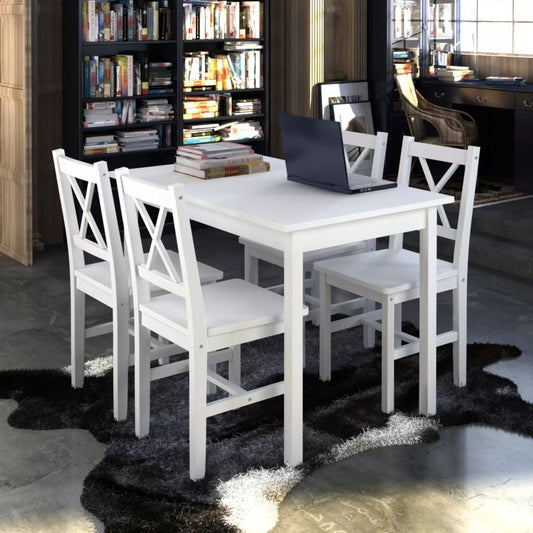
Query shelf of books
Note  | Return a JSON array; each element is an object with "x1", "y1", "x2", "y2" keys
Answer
[
  {"x1": 178, "y1": 0, "x2": 269, "y2": 155},
  {"x1": 64, "y1": 0, "x2": 269, "y2": 170}
]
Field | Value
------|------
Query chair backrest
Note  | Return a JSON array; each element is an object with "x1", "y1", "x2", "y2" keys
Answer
[
  {"x1": 395, "y1": 74, "x2": 427, "y2": 141},
  {"x1": 116, "y1": 168, "x2": 206, "y2": 337},
  {"x1": 394, "y1": 136, "x2": 480, "y2": 273},
  {"x1": 52, "y1": 149, "x2": 127, "y2": 294},
  {"x1": 341, "y1": 130, "x2": 388, "y2": 179},
  {"x1": 396, "y1": 73, "x2": 419, "y2": 107}
]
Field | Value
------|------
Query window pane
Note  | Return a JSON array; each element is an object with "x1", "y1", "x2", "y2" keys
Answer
[
  {"x1": 515, "y1": 0, "x2": 533, "y2": 22},
  {"x1": 460, "y1": 0, "x2": 477, "y2": 21},
  {"x1": 514, "y1": 23, "x2": 533, "y2": 54},
  {"x1": 460, "y1": 22, "x2": 477, "y2": 53},
  {"x1": 478, "y1": 22, "x2": 512, "y2": 53},
  {"x1": 478, "y1": 0, "x2": 512, "y2": 22}
]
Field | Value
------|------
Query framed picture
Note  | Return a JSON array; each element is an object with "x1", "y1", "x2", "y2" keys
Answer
[
  {"x1": 318, "y1": 81, "x2": 369, "y2": 120},
  {"x1": 332, "y1": 101, "x2": 375, "y2": 173},
  {"x1": 331, "y1": 101, "x2": 374, "y2": 135}
]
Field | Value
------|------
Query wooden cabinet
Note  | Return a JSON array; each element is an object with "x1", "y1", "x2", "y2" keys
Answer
[{"x1": 0, "y1": 0, "x2": 63, "y2": 264}]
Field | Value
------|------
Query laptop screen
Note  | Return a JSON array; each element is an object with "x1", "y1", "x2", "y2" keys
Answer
[{"x1": 279, "y1": 113, "x2": 349, "y2": 191}]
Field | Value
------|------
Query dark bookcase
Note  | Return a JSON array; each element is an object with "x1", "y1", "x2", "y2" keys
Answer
[
  {"x1": 63, "y1": 0, "x2": 270, "y2": 171},
  {"x1": 368, "y1": 0, "x2": 458, "y2": 173}
]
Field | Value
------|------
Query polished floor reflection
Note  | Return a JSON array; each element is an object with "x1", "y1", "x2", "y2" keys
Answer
[{"x1": 1, "y1": 225, "x2": 532, "y2": 533}]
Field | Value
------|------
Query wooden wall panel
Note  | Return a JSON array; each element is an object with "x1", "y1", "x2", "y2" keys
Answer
[
  {"x1": 0, "y1": 0, "x2": 31, "y2": 264},
  {"x1": 269, "y1": 0, "x2": 367, "y2": 157}
]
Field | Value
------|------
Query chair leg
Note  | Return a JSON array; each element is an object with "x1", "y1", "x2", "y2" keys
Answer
[
  {"x1": 135, "y1": 321, "x2": 152, "y2": 437},
  {"x1": 189, "y1": 344, "x2": 208, "y2": 481},
  {"x1": 363, "y1": 299, "x2": 376, "y2": 348},
  {"x1": 453, "y1": 282, "x2": 467, "y2": 387},
  {"x1": 319, "y1": 273, "x2": 332, "y2": 381},
  {"x1": 244, "y1": 246, "x2": 259, "y2": 285},
  {"x1": 71, "y1": 286, "x2": 85, "y2": 389},
  {"x1": 228, "y1": 345, "x2": 241, "y2": 386},
  {"x1": 381, "y1": 297, "x2": 395, "y2": 413},
  {"x1": 394, "y1": 304, "x2": 402, "y2": 348},
  {"x1": 309, "y1": 270, "x2": 320, "y2": 326},
  {"x1": 113, "y1": 302, "x2": 130, "y2": 421}
]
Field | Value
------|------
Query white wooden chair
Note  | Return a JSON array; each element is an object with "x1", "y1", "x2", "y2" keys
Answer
[
  {"x1": 116, "y1": 168, "x2": 308, "y2": 480},
  {"x1": 314, "y1": 136, "x2": 480, "y2": 413},
  {"x1": 239, "y1": 130, "x2": 389, "y2": 324},
  {"x1": 52, "y1": 149, "x2": 223, "y2": 421}
]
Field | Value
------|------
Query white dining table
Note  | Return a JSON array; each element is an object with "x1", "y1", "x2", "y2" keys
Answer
[{"x1": 129, "y1": 156, "x2": 453, "y2": 468}]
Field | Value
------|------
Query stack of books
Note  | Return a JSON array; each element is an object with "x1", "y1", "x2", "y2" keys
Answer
[
  {"x1": 393, "y1": 49, "x2": 418, "y2": 76},
  {"x1": 148, "y1": 61, "x2": 173, "y2": 94},
  {"x1": 174, "y1": 141, "x2": 270, "y2": 179},
  {"x1": 437, "y1": 66, "x2": 474, "y2": 81},
  {"x1": 116, "y1": 128, "x2": 159, "y2": 152},
  {"x1": 183, "y1": 95, "x2": 219, "y2": 119},
  {"x1": 218, "y1": 120, "x2": 263, "y2": 141},
  {"x1": 183, "y1": 123, "x2": 221, "y2": 145},
  {"x1": 83, "y1": 102, "x2": 119, "y2": 128},
  {"x1": 137, "y1": 99, "x2": 174, "y2": 122},
  {"x1": 83, "y1": 134, "x2": 119, "y2": 156},
  {"x1": 232, "y1": 97, "x2": 262, "y2": 115}
]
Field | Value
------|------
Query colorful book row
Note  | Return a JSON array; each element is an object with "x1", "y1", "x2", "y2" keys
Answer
[
  {"x1": 82, "y1": 0, "x2": 172, "y2": 42},
  {"x1": 183, "y1": 1, "x2": 262, "y2": 40}
]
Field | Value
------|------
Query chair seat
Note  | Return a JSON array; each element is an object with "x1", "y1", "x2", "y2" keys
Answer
[
  {"x1": 76, "y1": 251, "x2": 223, "y2": 293},
  {"x1": 239, "y1": 237, "x2": 365, "y2": 268},
  {"x1": 141, "y1": 278, "x2": 307, "y2": 337},
  {"x1": 314, "y1": 248, "x2": 456, "y2": 295}
]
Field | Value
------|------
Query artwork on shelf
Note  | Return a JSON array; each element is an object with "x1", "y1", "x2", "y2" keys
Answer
[
  {"x1": 331, "y1": 101, "x2": 374, "y2": 135},
  {"x1": 332, "y1": 101, "x2": 374, "y2": 173},
  {"x1": 318, "y1": 81, "x2": 369, "y2": 120}
]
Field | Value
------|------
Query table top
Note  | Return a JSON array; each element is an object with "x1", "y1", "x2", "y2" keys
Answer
[{"x1": 129, "y1": 157, "x2": 453, "y2": 233}]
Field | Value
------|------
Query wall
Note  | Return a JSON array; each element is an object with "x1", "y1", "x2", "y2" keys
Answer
[
  {"x1": 269, "y1": 0, "x2": 367, "y2": 157},
  {"x1": 461, "y1": 54, "x2": 533, "y2": 81}
]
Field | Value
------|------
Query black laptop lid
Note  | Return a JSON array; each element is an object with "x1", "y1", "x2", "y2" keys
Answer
[{"x1": 279, "y1": 113, "x2": 349, "y2": 192}]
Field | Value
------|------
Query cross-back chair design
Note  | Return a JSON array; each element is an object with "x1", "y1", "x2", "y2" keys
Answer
[
  {"x1": 52, "y1": 149, "x2": 223, "y2": 422},
  {"x1": 239, "y1": 130, "x2": 389, "y2": 324},
  {"x1": 53, "y1": 149, "x2": 131, "y2": 421},
  {"x1": 116, "y1": 168, "x2": 308, "y2": 480},
  {"x1": 314, "y1": 136, "x2": 480, "y2": 413},
  {"x1": 396, "y1": 73, "x2": 478, "y2": 149}
]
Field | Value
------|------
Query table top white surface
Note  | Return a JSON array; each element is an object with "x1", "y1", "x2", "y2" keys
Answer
[{"x1": 129, "y1": 156, "x2": 453, "y2": 233}]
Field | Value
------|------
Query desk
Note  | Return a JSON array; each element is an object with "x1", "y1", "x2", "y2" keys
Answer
[
  {"x1": 130, "y1": 157, "x2": 452, "y2": 468},
  {"x1": 420, "y1": 80, "x2": 533, "y2": 193}
]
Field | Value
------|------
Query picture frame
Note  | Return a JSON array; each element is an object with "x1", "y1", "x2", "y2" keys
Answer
[
  {"x1": 331, "y1": 101, "x2": 374, "y2": 135},
  {"x1": 318, "y1": 80, "x2": 369, "y2": 120}
]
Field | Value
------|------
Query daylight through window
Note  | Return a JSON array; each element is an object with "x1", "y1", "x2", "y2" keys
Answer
[{"x1": 460, "y1": 0, "x2": 533, "y2": 55}]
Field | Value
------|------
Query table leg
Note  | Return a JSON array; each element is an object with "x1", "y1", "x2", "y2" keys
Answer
[
  {"x1": 419, "y1": 207, "x2": 437, "y2": 415},
  {"x1": 283, "y1": 237, "x2": 304, "y2": 466}
]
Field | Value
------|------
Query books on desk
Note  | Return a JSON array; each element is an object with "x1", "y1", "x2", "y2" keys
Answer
[
  {"x1": 437, "y1": 66, "x2": 474, "y2": 81},
  {"x1": 485, "y1": 76, "x2": 527, "y2": 86},
  {"x1": 174, "y1": 142, "x2": 269, "y2": 179}
]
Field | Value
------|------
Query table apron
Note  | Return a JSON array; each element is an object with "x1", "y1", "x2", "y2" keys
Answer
[{"x1": 188, "y1": 204, "x2": 428, "y2": 253}]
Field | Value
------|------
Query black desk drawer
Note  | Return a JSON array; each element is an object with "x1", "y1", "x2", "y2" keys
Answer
[
  {"x1": 450, "y1": 87, "x2": 514, "y2": 109},
  {"x1": 421, "y1": 83, "x2": 515, "y2": 109},
  {"x1": 515, "y1": 93, "x2": 533, "y2": 112}
]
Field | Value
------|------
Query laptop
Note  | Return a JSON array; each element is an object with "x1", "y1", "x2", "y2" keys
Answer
[{"x1": 279, "y1": 113, "x2": 397, "y2": 194}]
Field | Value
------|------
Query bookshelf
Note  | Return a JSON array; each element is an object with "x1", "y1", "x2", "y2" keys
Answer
[{"x1": 63, "y1": 0, "x2": 269, "y2": 171}]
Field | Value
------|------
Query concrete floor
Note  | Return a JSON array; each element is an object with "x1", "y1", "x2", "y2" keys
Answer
[{"x1": 1, "y1": 225, "x2": 532, "y2": 533}]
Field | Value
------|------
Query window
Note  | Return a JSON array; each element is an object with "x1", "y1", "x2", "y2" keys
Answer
[{"x1": 460, "y1": 0, "x2": 533, "y2": 55}]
